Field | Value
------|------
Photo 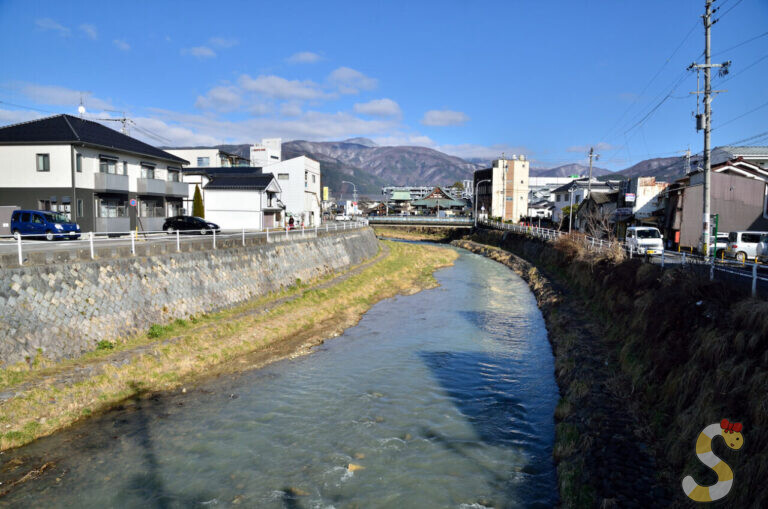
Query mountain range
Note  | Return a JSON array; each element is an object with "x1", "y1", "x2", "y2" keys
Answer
[{"x1": 211, "y1": 139, "x2": 692, "y2": 197}]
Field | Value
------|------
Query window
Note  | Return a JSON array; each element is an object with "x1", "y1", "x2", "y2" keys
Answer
[
  {"x1": 141, "y1": 165, "x2": 155, "y2": 179},
  {"x1": 32, "y1": 214, "x2": 44, "y2": 224},
  {"x1": 76, "y1": 154, "x2": 82, "y2": 172},
  {"x1": 99, "y1": 158, "x2": 117, "y2": 174},
  {"x1": 38, "y1": 199, "x2": 52, "y2": 210},
  {"x1": 20, "y1": 212, "x2": 30, "y2": 222},
  {"x1": 36, "y1": 154, "x2": 50, "y2": 172},
  {"x1": 270, "y1": 155, "x2": 279, "y2": 160},
  {"x1": 123, "y1": 161, "x2": 128, "y2": 175},
  {"x1": 167, "y1": 169, "x2": 180, "y2": 182},
  {"x1": 742, "y1": 233, "x2": 761, "y2": 243},
  {"x1": 197, "y1": 157, "x2": 210, "y2": 167},
  {"x1": 77, "y1": 199, "x2": 84, "y2": 217},
  {"x1": 312, "y1": 174, "x2": 316, "y2": 183},
  {"x1": 278, "y1": 173, "x2": 289, "y2": 180}
]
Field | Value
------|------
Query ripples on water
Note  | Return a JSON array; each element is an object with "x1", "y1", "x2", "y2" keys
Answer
[{"x1": 0, "y1": 247, "x2": 559, "y2": 508}]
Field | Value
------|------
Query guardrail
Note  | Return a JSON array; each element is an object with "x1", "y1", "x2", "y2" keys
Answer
[
  {"x1": 1, "y1": 220, "x2": 369, "y2": 267},
  {"x1": 367, "y1": 216, "x2": 473, "y2": 225},
  {"x1": 480, "y1": 219, "x2": 768, "y2": 298}
]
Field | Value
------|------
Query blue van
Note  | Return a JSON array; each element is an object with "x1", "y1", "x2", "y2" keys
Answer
[{"x1": 10, "y1": 210, "x2": 81, "y2": 240}]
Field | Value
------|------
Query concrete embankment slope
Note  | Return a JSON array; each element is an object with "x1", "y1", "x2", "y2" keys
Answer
[{"x1": 0, "y1": 228, "x2": 379, "y2": 365}]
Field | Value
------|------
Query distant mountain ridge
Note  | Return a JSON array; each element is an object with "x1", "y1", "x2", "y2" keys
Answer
[{"x1": 211, "y1": 140, "x2": 695, "y2": 197}]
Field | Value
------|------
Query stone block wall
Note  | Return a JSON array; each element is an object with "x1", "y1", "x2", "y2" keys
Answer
[{"x1": 0, "y1": 228, "x2": 379, "y2": 365}]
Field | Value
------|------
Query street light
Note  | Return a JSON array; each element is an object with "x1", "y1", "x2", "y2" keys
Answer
[
  {"x1": 474, "y1": 179, "x2": 491, "y2": 228},
  {"x1": 342, "y1": 180, "x2": 357, "y2": 216}
]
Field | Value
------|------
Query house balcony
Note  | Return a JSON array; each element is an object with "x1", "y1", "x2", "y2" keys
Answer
[
  {"x1": 165, "y1": 180, "x2": 188, "y2": 197},
  {"x1": 138, "y1": 216, "x2": 166, "y2": 232},
  {"x1": 137, "y1": 178, "x2": 166, "y2": 195},
  {"x1": 94, "y1": 173, "x2": 129, "y2": 193},
  {"x1": 94, "y1": 217, "x2": 130, "y2": 233}
]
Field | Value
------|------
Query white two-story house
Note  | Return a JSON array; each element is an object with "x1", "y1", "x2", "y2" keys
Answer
[{"x1": 0, "y1": 114, "x2": 189, "y2": 233}]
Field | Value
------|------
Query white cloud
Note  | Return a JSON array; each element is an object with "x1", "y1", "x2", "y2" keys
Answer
[
  {"x1": 15, "y1": 83, "x2": 114, "y2": 111},
  {"x1": 421, "y1": 110, "x2": 470, "y2": 126},
  {"x1": 194, "y1": 86, "x2": 241, "y2": 112},
  {"x1": 287, "y1": 51, "x2": 322, "y2": 64},
  {"x1": 328, "y1": 67, "x2": 378, "y2": 94},
  {"x1": 35, "y1": 18, "x2": 70, "y2": 36},
  {"x1": 438, "y1": 143, "x2": 530, "y2": 160},
  {"x1": 566, "y1": 142, "x2": 619, "y2": 153},
  {"x1": 183, "y1": 46, "x2": 216, "y2": 58},
  {"x1": 354, "y1": 98, "x2": 401, "y2": 118},
  {"x1": 238, "y1": 74, "x2": 328, "y2": 101},
  {"x1": 113, "y1": 39, "x2": 130, "y2": 51},
  {"x1": 0, "y1": 109, "x2": 44, "y2": 126},
  {"x1": 280, "y1": 102, "x2": 303, "y2": 117},
  {"x1": 79, "y1": 24, "x2": 97, "y2": 40},
  {"x1": 209, "y1": 37, "x2": 238, "y2": 49},
  {"x1": 373, "y1": 134, "x2": 436, "y2": 147},
  {"x1": 248, "y1": 102, "x2": 274, "y2": 116}
]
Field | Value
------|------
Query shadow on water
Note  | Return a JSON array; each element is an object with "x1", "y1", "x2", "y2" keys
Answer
[
  {"x1": 418, "y1": 350, "x2": 558, "y2": 507},
  {"x1": 458, "y1": 310, "x2": 533, "y2": 340}
]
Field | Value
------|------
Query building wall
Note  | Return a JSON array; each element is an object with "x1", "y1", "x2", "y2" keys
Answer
[
  {"x1": 0, "y1": 144, "x2": 74, "y2": 188},
  {"x1": 0, "y1": 228, "x2": 379, "y2": 364},
  {"x1": 628, "y1": 177, "x2": 669, "y2": 219},
  {"x1": 269, "y1": 156, "x2": 321, "y2": 225},
  {"x1": 679, "y1": 172, "x2": 768, "y2": 247},
  {"x1": 250, "y1": 138, "x2": 282, "y2": 167},
  {"x1": 165, "y1": 148, "x2": 228, "y2": 167},
  {"x1": 504, "y1": 159, "x2": 529, "y2": 222},
  {"x1": 205, "y1": 189, "x2": 264, "y2": 230}
]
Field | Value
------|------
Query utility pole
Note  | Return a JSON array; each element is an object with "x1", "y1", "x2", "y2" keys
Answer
[
  {"x1": 586, "y1": 147, "x2": 599, "y2": 196},
  {"x1": 689, "y1": 0, "x2": 729, "y2": 255},
  {"x1": 684, "y1": 147, "x2": 691, "y2": 174}
]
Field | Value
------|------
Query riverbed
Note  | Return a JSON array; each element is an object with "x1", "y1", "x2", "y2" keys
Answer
[{"x1": 0, "y1": 247, "x2": 559, "y2": 508}]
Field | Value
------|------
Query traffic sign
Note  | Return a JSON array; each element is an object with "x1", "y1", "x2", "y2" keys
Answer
[{"x1": 129, "y1": 199, "x2": 137, "y2": 207}]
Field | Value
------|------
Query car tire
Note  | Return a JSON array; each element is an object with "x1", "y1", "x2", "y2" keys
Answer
[
  {"x1": 45, "y1": 230, "x2": 54, "y2": 241},
  {"x1": 12, "y1": 229, "x2": 21, "y2": 240},
  {"x1": 736, "y1": 251, "x2": 747, "y2": 263},
  {"x1": 201, "y1": 228, "x2": 208, "y2": 235},
  {"x1": 165, "y1": 227, "x2": 175, "y2": 235}
]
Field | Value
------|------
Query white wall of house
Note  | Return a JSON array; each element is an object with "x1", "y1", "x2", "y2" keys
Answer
[
  {"x1": 250, "y1": 138, "x2": 282, "y2": 167},
  {"x1": 269, "y1": 156, "x2": 321, "y2": 225},
  {"x1": 205, "y1": 189, "x2": 264, "y2": 230},
  {"x1": 165, "y1": 148, "x2": 231, "y2": 168},
  {"x1": 0, "y1": 144, "x2": 75, "y2": 188}
]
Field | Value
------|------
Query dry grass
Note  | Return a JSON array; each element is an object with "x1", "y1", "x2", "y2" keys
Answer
[
  {"x1": 372, "y1": 225, "x2": 460, "y2": 242},
  {"x1": 0, "y1": 241, "x2": 458, "y2": 451}
]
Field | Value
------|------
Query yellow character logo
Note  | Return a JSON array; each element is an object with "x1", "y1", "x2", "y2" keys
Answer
[{"x1": 682, "y1": 419, "x2": 744, "y2": 502}]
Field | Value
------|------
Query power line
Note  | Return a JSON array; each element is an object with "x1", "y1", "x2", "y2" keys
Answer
[
  {"x1": 712, "y1": 30, "x2": 768, "y2": 57},
  {"x1": 714, "y1": 0, "x2": 744, "y2": 22},
  {"x1": 622, "y1": 71, "x2": 690, "y2": 135},
  {"x1": 599, "y1": 20, "x2": 699, "y2": 144},
  {"x1": 723, "y1": 129, "x2": 768, "y2": 146},
  {"x1": 714, "y1": 99, "x2": 768, "y2": 130},
  {"x1": 0, "y1": 99, "x2": 55, "y2": 114},
  {"x1": 714, "y1": 52, "x2": 768, "y2": 85}
]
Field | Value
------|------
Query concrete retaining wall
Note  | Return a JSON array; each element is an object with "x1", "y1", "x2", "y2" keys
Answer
[{"x1": 0, "y1": 228, "x2": 379, "y2": 365}]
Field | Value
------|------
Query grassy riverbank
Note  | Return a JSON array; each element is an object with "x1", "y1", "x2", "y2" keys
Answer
[
  {"x1": 0, "y1": 241, "x2": 458, "y2": 452},
  {"x1": 458, "y1": 231, "x2": 768, "y2": 507}
]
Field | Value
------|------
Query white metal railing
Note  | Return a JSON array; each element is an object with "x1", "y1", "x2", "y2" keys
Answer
[
  {"x1": 1, "y1": 220, "x2": 368, "y2": 267},
  {"x1": 479, "y1": 219, "x2": 768, "y2": 297}
]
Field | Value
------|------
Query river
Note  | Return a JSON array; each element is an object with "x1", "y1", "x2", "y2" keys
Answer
[{"x1": 0, "y1": 246, "x2": 559, "y2": 508}]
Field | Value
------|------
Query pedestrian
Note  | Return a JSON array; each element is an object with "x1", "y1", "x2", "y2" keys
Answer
[{"x1": 289, "y1": 217, "x2": 294, "y2": 230}]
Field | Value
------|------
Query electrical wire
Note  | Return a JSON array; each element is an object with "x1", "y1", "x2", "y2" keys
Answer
[
  {"x1": 0, "y1": 100, "x2": 55, "y2": 114},
  {"x1": 714, "y1": 52, "x2": 768, "y2": 85},
  {"x1": 714, "y1": 0, "x2": 744, "y2": 22},
  {"x1": 723, "y1": 129, "x2": 768, "y2": 146},
  {"x1": 712, "y1": 30, "x2": 768, "y2": 57},
  {"x1": 714, "y1": 99, "x2": 768, "y2": 130}
]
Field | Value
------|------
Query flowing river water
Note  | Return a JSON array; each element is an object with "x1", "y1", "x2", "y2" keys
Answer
[{"x1": 0, "y1": 246, "x2": 559, "y2": 508}]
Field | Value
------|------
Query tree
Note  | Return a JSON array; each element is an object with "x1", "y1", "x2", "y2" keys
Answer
[
  {"x1": 192, "y1": 184, "x2": 204, "y2": 218},
  {"x1": 559, "y1": 204, "x2": 576, "y2": 230},
  {"x1": 451, "y1": 181, "x2": 465, "y2": 192}
]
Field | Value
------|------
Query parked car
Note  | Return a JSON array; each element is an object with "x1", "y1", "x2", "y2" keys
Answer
[
  {"x1": 10, "y1": 210, "x2": 80, "y2": 240},
  {"x1": 724, "y1": 231, "x2": 768, "y2": 262},
  {"x1": 756, "y1": 233, "x2": 768, "y2": 264},
  {"x1": 625, "y1": 226, "x2": 664, "y2": 255},
  {"x1": 698, "y1": 232, "x2": 730, "y2": 258},
  {"x1": 162, "y1": 216, "x2": 220, "y2": 234},
  {"x1": 335, "y1": 214, "x2": 351, "y2": 221}
]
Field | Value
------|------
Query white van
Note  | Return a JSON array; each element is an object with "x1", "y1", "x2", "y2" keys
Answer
[
  {"x1": 625, "y1": 226, "x2": 664, "y2": 255},
  {"x1": 725, "y1": 231, "x2": 768, "y2": 262}
]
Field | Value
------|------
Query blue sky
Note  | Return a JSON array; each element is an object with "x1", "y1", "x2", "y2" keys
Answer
[{"x1": 0, "y1": 0, "x2": 766, "y2": 170}]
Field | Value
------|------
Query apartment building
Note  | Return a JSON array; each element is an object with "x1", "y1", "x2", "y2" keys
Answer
[
  {"x1": 164, "y1": 147, "x2": 249, "y2": 169},
  {"x1": 473, "y1": 156, "x2": 530, "y2": 223},
  {"x1": 0, "y1": 114, "x2": 189, "y2": 233}
]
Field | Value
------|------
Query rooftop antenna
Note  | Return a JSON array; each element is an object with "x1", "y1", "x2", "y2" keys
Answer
[{"x1": 78, "y1": 93, "x2": 86, "y2": 117}]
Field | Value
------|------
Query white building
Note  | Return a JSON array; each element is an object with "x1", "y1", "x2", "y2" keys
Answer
[
  {"x1": 551, "y1": 178, "x2": 621, "y2": 224},
  {"x1": 0, "y1": 114, "x2": 189, "y2": 233},
  {"x1": 164, "y1": 148, "x2": 248, "y2": 168},
  {"x1": 203, "y1": 174, "x2": 283, "y2": 230},
  {"x1": 250, "y1": 138, "x2": 322, "y2": 226}
]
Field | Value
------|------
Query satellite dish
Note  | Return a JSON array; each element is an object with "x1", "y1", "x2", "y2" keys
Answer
[{"x1": 78, "y1": 105, "x2": 86, "y2": 115}]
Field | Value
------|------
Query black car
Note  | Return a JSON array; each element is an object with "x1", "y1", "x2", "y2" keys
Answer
[{"x1": 163, "y1": 216, "x2": 220, "y2": 234}]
